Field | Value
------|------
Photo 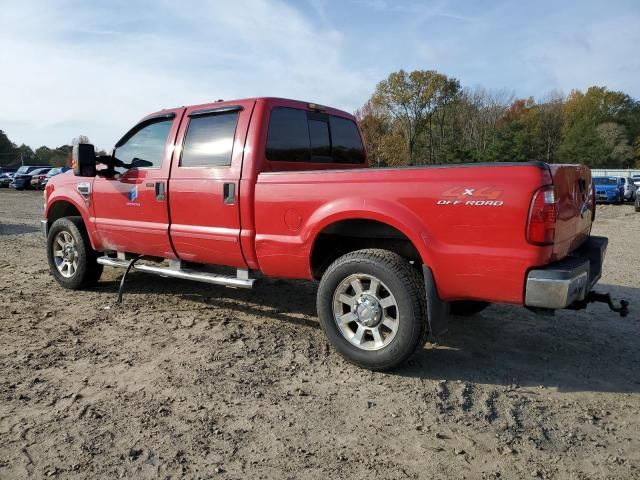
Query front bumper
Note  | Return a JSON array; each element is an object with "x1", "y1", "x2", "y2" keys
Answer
[
  {"x1": 525, "y1": 236, "x2": 607, "y2": 309},
  {"x1": 595, "y1": 190, "x2": 621, "y2": 202}
]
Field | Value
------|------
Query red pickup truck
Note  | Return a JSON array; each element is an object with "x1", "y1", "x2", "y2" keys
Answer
[{"x1": 42, "y1": 97, "x2": 626, "y2": 370}]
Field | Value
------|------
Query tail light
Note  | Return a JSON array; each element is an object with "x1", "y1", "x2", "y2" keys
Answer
[{"x1": 527, "y1": 186, "x2": 557, "y2": 245}]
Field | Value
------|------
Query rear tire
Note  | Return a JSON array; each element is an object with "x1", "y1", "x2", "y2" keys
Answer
[
  {"x1": 317, "y1": 249, "x2": 427, "y2": 371},
  {"x1": 47, "y1": 216, "x2": 103, "y2": 289}
]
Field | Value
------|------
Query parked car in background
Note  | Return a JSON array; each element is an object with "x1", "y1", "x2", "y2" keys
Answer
[
  {"x1": 0, "y1": 172, "x2": 15, "y2": 188},
  {"x1": 0, "y1": 167, "x2": 18, "y2": 176},
  {"x1": 619, "y1": 176, "x2": 637, "y2": 201},
  {"x1": 593, "y1": 176, "x2": 624, "y2": 204},
  {"x1": 39, "y1": 167, "x2": 70, "y2": 189},
  {"x1": 31, "y1": 171, "x2": 50, "y2": 189},
  {"x1": 10, "y1": 166, "x2": 52, "y2": 190},
  {"x1": 632, "y1": 174, "x2": 640, "y2": 188}
]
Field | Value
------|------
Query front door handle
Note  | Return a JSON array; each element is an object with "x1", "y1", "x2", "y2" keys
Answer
[
  {"x1": 223, "y1": 182, "x2": 235, "y2": 205},
  {"x1": 155, "y1": 181, "x2": 165, "y2": 201}
]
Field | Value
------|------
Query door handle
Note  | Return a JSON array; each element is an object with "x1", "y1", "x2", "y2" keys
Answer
[
  {"x1": 155, "y1": 181, "x2": 165, "y2": 201},
  {"x1": 223, "y1": 183, "x2": 235, "y2": 205}
]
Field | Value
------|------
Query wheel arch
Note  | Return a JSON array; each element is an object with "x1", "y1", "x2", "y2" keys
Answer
[
  {"x1": 307, "y1": 199, "x2": 433, "y2": 280},
  {"x1": 45, "y1": 197, "x2": 100, "y2": 250}
]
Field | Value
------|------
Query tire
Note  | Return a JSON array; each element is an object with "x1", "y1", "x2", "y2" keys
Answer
[
  {"x1": 317, "y1": 249, "x2": 427, "y2": 371},
  {"x1": 450, "y1": 300, "x2": 490, "y2": 317},
  {"x1": 47, "y1": 216, "x2": 103, "y2": 289}
]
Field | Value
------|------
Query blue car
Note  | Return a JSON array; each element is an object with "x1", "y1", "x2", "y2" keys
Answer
[{"x1": 593, "y1": 176, "x2": 624, "y2": 204}]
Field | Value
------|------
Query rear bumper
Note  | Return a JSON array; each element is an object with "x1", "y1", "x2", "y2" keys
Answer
[{"x1": 525, "y1": 236, "x2": 607, "y2": 309}]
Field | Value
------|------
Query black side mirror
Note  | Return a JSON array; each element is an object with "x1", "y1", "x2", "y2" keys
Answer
[
  {"x1": 130, "y1": 158, "x2": 153, "y2": 169},
  {"x1": 72, "y1": 144, "x2": 97, "y2": 177}
]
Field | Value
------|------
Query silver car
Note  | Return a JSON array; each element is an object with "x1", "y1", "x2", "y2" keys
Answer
[{"x1": 619, "y1": 176, "x2": 637, "y2": 201}]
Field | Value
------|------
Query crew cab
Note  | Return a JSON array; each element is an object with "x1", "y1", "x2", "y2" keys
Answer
[{"x1": 42, "y1": 97, "x2": 627, "y2": 370}]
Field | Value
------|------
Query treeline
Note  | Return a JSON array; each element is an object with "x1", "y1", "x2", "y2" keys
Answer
[
  {"x1": 356, "y1": 70, "x2": 640, "y2": 168},
  {"x1": 0, "y1": 130, "x2": 72, "y2": 167}
]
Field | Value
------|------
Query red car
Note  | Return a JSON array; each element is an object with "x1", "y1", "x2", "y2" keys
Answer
[{"x1": 42, "y1": 97, "x2": 626, "y2": 370}]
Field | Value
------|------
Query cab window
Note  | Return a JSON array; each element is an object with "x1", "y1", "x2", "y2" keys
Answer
[
  {"x1": 266, "y1": 107, "x2": 365, "y2": 164},
  {"x1": 114, "y1": 118, "x2": 173, "y2": 169},
  {"x1": 180, "y1": 111, "x2": 239, "y2": 167}
]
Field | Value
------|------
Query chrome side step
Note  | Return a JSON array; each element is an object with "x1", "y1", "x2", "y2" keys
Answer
[{"x1": 97, "y1": 257, "x2": 255, "y2": 289}]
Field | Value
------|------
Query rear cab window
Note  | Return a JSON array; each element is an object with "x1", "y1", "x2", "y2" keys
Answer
[{"x1": 266, "y1": 107, "x2": 365, "y2": 165}]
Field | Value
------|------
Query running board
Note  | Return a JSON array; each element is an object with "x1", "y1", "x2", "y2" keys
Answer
[{"x1": 97, "y1": 257, "x2": 255, "y2": 289}]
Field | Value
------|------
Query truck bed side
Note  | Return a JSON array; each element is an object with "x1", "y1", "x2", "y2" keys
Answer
[{"x1": 253, "y1": 163, "x2": 554, "y2": 304}]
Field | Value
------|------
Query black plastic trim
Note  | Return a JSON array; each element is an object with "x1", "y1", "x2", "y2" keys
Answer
[
  {"x1": 189, "y1": 106, "x2": 243, "y2": 117},
  {"x1": 115, "y1": 113, "x2": 176, "y2": 148}
]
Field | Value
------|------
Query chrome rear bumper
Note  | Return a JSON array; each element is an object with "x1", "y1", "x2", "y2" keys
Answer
[{"x1": 525, "y1": 236, "x2": 607, "y2": 309}]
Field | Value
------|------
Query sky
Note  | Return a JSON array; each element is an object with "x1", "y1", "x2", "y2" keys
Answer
[{"x1": 1, "y1": 0, "x2": 639, "y2": 150}]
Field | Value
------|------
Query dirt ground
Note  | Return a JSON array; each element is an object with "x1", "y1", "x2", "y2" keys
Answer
[{"x1": 0, "y1": 189, "x2": 639, "y2": 480}]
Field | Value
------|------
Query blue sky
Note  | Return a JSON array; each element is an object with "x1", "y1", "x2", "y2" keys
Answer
[{"x1": 1, "y1": 0, "x2": 639, "y2": 150}]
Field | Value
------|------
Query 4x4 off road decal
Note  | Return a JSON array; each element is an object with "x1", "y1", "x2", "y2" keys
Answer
[{"x1": 437, "y1": 186, "x2": 504, "y2": 206}]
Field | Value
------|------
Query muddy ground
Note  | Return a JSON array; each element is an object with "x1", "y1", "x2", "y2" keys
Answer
[{"x1": 0, "y1": 189, "x2": 639, "y2": 480}]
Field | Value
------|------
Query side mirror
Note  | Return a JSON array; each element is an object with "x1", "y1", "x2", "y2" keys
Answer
[
  {"x1": 72, "y1": 144, "x2": 96, "y2": 177},
  {"x1": 130, "y1": 158, "x2": 153, "y2": 169}
]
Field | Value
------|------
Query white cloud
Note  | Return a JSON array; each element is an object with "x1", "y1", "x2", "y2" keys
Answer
[
  {"x1": 0, "y1": 0, "x2": 638, "y2": 150},
  {"x1": 0, "y1": 0, "x2": 372, "y2": 149}
]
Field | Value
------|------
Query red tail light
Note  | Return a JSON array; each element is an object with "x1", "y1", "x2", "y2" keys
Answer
[{"x1": 527, "y1": 186, "x2": 557, "y2": 245}]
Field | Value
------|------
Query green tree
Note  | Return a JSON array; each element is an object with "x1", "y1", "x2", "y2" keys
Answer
[
  {"x1": 371, "y1": 69, "x2": 460, "y2": 165},
  {"x1": 0, "y1": 130, "x2": 17, "y2": 166}
]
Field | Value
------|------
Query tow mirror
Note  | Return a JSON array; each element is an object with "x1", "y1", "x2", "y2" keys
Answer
[{"x1": 72, "y1": 144, "x2": 97, "y2": 177}]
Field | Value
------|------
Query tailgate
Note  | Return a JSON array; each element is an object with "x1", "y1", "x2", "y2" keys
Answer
[{"x1": 549, "y1": 164, "x2": 593, "y2": 259}]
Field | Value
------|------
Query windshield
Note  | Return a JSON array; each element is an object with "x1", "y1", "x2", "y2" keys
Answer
[
  {"x1": 46, "y1": 168, "x2": 60, "y2": 177},
  {"x1": 593, "y1": 177, "x2": 617, "y2": 185},
  {"x1": 16, "y1": 167, "x2": 29, "y2": 174}
]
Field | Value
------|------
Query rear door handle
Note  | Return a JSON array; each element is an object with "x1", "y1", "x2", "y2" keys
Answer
[
  {"x1": 223, "y1": 183, "x2": 235, "y2": 205},
  {"x1": 155, "y1": 181, "x2": 165, "y2": 201}
]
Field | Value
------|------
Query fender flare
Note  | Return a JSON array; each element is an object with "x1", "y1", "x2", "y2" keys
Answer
[
  {"x1": 304, "y1": 196, "x2": 435, "y2": 267},
  {"x1": 45, "y1": 193, "x2": 101, "y2": 251}
]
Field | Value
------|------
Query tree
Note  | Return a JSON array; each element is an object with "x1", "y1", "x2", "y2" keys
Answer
[
  {"x1": 0, "y1": 130, "x2": 17, "y2": 166},
  {"x1": 371, "y1": 69, "x2": 460, "y2": 165},
  {"x1": 536, "y1": 92, "x2": 564, "y2": 163}
]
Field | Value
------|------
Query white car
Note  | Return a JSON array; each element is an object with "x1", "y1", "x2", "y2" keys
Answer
[
  {"x1": 619, "y1": 176, "x2": 637, "y2": 201},
  {"x1": 632, "y1": 174, "x2": 640, "y2": 188}
]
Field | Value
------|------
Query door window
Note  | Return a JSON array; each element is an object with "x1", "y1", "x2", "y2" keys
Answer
[
  {"x1": 114, "y1": 119, "x2": 173, "y2": 169},
  {"x1": 180, "y1": 112, "x2": 239, "y2": 167}
]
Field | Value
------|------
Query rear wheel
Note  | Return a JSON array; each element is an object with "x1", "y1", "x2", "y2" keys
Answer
[
  {"x1": 47, "y1": 217, "x2": 103, "y2": 289},
  {"x1": 317, "y1": 249, "x2": 427, "y2": 371}
]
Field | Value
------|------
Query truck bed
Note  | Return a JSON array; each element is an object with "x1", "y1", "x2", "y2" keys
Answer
[{"x1": 252, "y1": 161, "x2": 593, "y2": 305}]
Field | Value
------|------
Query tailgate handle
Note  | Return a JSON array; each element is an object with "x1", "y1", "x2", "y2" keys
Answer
[
  {"x1": 155, "y1": 181, "x2": 165, "y2": 201},
  {"x1": 223, "y1": 183, "x2": 236, "y2": 205}
]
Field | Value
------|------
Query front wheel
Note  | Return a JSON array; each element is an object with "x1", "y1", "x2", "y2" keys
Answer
[
  {"x1": 317, "y1": 249, "x2": 427, "y2": 371},
  {"x1": 47, "y1": 217, "x2": 103, "y2": 289}
]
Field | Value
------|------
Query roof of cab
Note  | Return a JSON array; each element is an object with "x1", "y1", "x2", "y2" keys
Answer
[{"x1": 143, "y1": 97, "x2": 355, "y2": 123}]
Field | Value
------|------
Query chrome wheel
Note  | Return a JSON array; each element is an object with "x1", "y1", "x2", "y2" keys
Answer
[
  {"x1": 53, "y1": 231, "x2": 78, "y2": 278},
  {"x1": 332, "y1": 273, "x2": 399, "y2": 351}
]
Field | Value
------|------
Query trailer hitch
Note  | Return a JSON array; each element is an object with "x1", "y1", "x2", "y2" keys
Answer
[{"x1": 569, "y1": 291, "x2": 630, "y2": 317}]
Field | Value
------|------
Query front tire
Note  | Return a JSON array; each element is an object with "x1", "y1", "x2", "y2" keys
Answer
[
  {"x1": 47, "y1": 217, "x2": 103, "y2": 289},
  {"x1": 317, "y1": 249, "x2": 427, "y2": 371}
]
